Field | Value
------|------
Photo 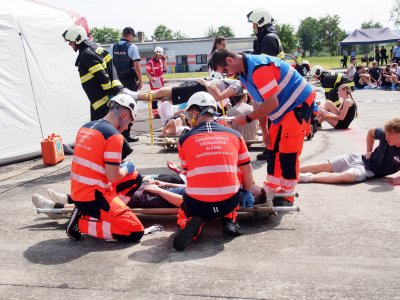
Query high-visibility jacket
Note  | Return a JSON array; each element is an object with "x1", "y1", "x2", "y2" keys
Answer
[
  {"x1": 76, "y1": 41, "x2": 123, "y2": 117},
  {"x1": 146, "y1": 56, "x2": 165, "y2": 90},
  {"x1": 178, "y1": 121, "x2": 250, "y2": 202},
  {"x1": 320, "y1": 71, "x2": 355, "y2": 106},
  {"x1": 239, "y1": 54, "x2": 313, "y2": 124},
  {"x1": 253, "y1": 24, "x2": 284, "y2": 59},
  {"x1": 71, "y1": 119, "x2": 124, "y2": 202}
]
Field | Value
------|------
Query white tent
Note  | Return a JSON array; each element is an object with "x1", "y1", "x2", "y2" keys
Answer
[{"x1": 0, "y1": 0, "x2": 90, "y2": 165}]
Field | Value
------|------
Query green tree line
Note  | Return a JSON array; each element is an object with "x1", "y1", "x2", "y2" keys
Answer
[{"x1": 91, "y1": 14, "x2": 389, "y2": 56}]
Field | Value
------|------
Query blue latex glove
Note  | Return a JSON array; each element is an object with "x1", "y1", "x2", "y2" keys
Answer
[
  {"x1": 241, "y1": 189, "x2": 254, "y2": 208},
  {"x1": 120, "y1": 161, "x2": 135, "y2": 174}
]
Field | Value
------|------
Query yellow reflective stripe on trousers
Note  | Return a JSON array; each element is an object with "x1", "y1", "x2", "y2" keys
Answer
[
  {"x1": 80, "y1": 72, "x2": 94, "y2": 84},
  {"x1": 92, "y1": 95, "x2": 109, "y2": 110}
]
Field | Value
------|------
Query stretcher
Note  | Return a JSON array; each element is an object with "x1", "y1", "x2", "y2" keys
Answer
[
  {"x1": 36, "y1": 192, "x2": 300, "y2": 217},
  {"x1": 152, "y1": 135, "x2": 265, "y2": 149},
  {"x1": 37, "y1": 204, "x2": 299, "y2": 216}
]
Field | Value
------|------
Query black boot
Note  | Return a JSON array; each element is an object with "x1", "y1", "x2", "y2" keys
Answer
[
  {"x1": 256, "y1": 149, "x2": 268, "y2": 160},
  {"x1": 173, "y1": 215, "x2": 204, "y2": 251},
  {"x1": 222, "y1": 218, "x2": 243, "y2": 236}
]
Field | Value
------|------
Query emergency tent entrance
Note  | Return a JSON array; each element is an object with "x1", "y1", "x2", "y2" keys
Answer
[
  {"x1": 0, "y1": 1, "x2": 90, "y2": 166},
  {"x1": 340, "y1": 27, "x2": 400, "y2": 45}
]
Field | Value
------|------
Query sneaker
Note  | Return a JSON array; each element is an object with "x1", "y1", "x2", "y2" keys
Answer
[
  {"x1": 173, "y1": 215, "x2": 204, "y2": 251},
  {"x1": 299, "y1": 172, "x2": 313, "y2": 183},
  {"x1": 66, "y1": 208, "x2": 83, "y2": 241},
  {"x1": 32, "y1": 194, "x2": 61, "y2": 219},
  {"x1": 47, "y1": 188, "x2": 69, "y2": 204},
  {"x1": 222, "y1": 218, "x2": 243, "y2": 236},
  {"x1": 127, "y1": 135, "x2": 139, "y2": 143},
  {"x1": 256, "y1": 149, "x2": 268, "y2": 161},
  {"x1": 272, "y1": 197, "x2": 294, "y2": 207}
]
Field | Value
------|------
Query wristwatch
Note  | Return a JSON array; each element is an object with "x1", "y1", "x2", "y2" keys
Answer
[{"x1": 245, "y1": 114, "x2": 253, "y2": 123}]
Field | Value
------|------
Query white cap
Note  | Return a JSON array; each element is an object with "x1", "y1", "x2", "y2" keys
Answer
[{"x1": 154, "y1": 46, "x2": 164, "y2": 54}]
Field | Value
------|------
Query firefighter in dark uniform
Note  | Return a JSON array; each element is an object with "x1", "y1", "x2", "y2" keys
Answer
[
  {"x1": 109, "y1": 27, "x2": 143, "y2": 141},
  {"x1": 311, "y1": 65, "x2": 355, "y2": 108},
  {"x1": 247, "y1": 8, "x2": 284, "y2": 58},
  {"x1": 62, "y1": 25, "x2": 123, "y2": 121},
  {"x1": 247, "y1": 8, "x2": 284, "y2": 160}
]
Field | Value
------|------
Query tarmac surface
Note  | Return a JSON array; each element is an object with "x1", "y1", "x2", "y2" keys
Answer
[{"x1": 0, "y1": 88, "x2": 400, "y2": 299}]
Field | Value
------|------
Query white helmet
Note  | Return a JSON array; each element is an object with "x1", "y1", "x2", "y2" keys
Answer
[
  {"x1": 108, "y1": 94, "x2": 137, "y2": 119},
  {"x1": 247, "y1": 9, "x2": 273, "y2": 27},
  {"x1": 62, "y1": 25, "x2": 87, "y2": 44},
  {"x1": 310, "y1": 65, "x2": 324, "y2": 77},
  {"x1": 186, "y1": 92, "x2": 217, "y2": 113},
  {"x1": 154, "y1": 46, "x2": 164, "y2": 54},
  {"x1": 209, "y1": 71, "x2": 223, "y2": 80}
]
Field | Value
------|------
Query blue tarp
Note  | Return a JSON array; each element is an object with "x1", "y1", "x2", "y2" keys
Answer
[{"x1": 340, "y1": 27, "x2": 400, "y2": 45}]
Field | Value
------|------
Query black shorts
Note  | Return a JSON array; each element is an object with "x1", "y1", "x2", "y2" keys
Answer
[
  {"x1": 171, "y1": 81, "x2": 207, "y2": 105},
  {"x1": 181, "y1": 191, "x2": 241, "y2": 221}
]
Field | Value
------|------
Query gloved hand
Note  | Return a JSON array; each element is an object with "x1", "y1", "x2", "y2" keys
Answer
[
  {"x1": 120, "y1": 161, "x2": 136, "y2": 174},
  {"x1": 241, "y1": 189, "x2": 254, "y2": 208}
]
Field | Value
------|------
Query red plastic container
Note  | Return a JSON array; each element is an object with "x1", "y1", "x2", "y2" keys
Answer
[{"x1": 41, "y1": 133, "x2": 65, "y2": 166}]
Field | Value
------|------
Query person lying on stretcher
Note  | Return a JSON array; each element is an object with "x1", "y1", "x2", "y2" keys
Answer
[{"x1": 32, "y1": 162, "x2": 268, "y2": 219}]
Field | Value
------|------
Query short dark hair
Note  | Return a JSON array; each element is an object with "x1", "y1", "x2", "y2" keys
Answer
[
  {"x1": 122, "y1": 27, "x2": 135, "y2": 36},
  {"x1": 209, "y1": 49, "x2": 237, "y2": 71}
]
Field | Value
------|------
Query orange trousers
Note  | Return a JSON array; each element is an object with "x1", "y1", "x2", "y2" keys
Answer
[{"x1": 264, "y1": 92, "x2": 315, "y2": 201}]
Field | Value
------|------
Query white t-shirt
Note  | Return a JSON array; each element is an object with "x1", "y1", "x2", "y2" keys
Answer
[{"x1": 159, "y1": 101, "x2": 175, "y2": 126}]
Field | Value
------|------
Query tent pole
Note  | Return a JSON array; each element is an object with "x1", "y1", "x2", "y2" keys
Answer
[{"x1": 19, "y1": 31, "x2": 45, "y2": 139}]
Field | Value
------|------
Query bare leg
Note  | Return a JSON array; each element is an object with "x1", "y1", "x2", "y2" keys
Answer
[
  {"x1": 137, "y1": 86, "x2": 173, "y2": 100},
  {"x1": 310, "y1": 170, "x2": 356, "y2": 183},
  {"x1": 300, "y1": 161, "x2": 333, "y2": 173},
  {"x1": 323, "y1": 101, "x2": 340, "y2": 114},
  {"x1": 162, "y1": 119, "x2": 178, "y2": 136}
]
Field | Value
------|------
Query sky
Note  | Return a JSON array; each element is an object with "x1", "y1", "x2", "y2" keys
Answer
[{"x1": 38, "y1": 0, "x2": 397, "y2": 38}]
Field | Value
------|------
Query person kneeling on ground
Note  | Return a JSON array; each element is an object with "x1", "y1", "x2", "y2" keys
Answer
[
  {"x1": 316, "y1": 84, "x2": 357, "y2": 130},
  {"x1": 173, "y1": 92, "x2": 254, "y2": 251},
  {"x1": 299, "y1": 118, "x2": 400, "y2": 184},
  {"x1": 66, "y1": 94, "x2": 145, "y2": 242}
]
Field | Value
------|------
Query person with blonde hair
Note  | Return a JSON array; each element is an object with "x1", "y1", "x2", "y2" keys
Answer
[
  {"x1": 316, "y1": 84, "x2": 357, "y2": 130},
  {"x1": 299, "y1": 118, "x2": 400, "y2": 185}
]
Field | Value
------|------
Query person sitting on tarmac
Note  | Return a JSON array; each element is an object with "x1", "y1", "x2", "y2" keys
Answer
[
  {"x1": 316, "y1": 84, "x2": 357, "y2": 130},
  {"x1": 310, "y1": 65, "x2": 355, "y2": 107},
  {"x1": 172, "y1": 92, "x2": 254, "y2": 251},
  {"x1": 123, "y1": 72, "x2": 243, "y2": 106},
  {"x1": 226, "y1": 91, "x2": 259, "y2": 141},
  {"x1": 353, "y1": 66, "x2": 376, "y2": 89},
  {"x1": 299, "y1": 118, "x2": 400, "y2": 185}
]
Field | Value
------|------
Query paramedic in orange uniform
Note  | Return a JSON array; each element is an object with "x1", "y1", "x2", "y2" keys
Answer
[
  {"x1": 210, "y1": 49, "x2": 315, "y2": 207},
  {"x1": 173, "y1": 92, "x2": 254, "y2": 251},
  {"x1": 66, "y1": 94, "x2": 144, "y2": 242}
]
